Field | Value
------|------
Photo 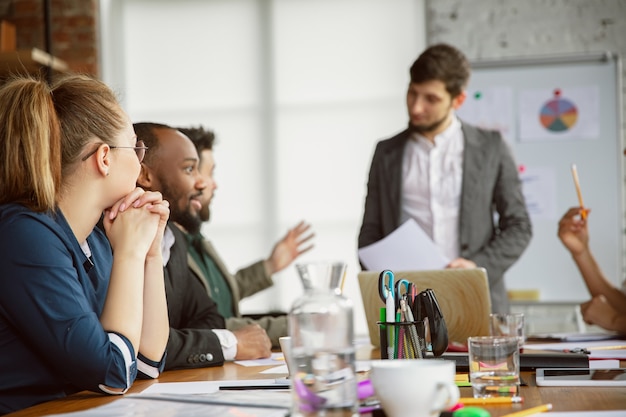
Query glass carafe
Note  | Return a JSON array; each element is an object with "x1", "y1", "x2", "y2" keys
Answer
[{"x1": 288, "y1": 261, "x2": 358, "y2": 417}]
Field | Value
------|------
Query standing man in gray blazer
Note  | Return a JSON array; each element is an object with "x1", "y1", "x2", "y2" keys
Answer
[{"x1": 358, "y1": 43, "x2": 532, "y2": 313}]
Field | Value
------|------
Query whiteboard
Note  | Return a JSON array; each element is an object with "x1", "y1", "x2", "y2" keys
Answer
[{"x1": 456, "y1": 52, "x2": 623, "y2": 302}]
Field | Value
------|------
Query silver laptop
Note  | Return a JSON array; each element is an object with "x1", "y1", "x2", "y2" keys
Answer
[{"x1": 357, "y1": 268, "x2": 492, "y2": 347}]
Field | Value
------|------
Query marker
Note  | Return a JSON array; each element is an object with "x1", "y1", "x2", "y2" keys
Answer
[
  {"x1": 459, "y1": 396, "x2": 523, "y2": 405},
  {"x1": 379, "y1": 307, "x2": 388, "y2": 357},
  {"x1": 570, "y1": 164, "x2": 587, "y2": 219},
  {"x1": 501, "y1": 403, "x2": 552, "y2": 417},
  {"x1": 386, "y1": 291, "x2": 395, "y2": 359}
]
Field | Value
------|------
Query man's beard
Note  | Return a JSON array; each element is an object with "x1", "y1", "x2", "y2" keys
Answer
[
  {"x1": 199, "y1": 202, "x2": 211, "y2": 222},
  {"x1": 160, "y1": 181, "x2": 203, "y2": 234},
  {"x1": 407, "y1": 113, "x2": 449, "y2": 135},
  {"x1": 174, "y1": 208, "x2": 203, "y2": 235},
  {"x1": 407, "y1": 103, "x2": 453, "y2": 135}
]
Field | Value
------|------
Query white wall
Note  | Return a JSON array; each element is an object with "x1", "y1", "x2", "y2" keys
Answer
[{"x1": 99, "y1": 0, "x2": 427, "y2": 337}]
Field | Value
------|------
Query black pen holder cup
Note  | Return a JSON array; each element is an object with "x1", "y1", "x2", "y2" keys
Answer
[{"x1": 377, "y1": 320, "x2": 427, "y2": 359}]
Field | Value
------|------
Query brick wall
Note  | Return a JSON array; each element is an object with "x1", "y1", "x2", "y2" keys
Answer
[{"x1": 0, "y1": 0, "x2": 99, "y2": 76}]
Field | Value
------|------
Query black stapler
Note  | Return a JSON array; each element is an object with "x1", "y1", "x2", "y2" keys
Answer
[{"x1": 413, "y1": 289, "x2": 448, "y2": 356}]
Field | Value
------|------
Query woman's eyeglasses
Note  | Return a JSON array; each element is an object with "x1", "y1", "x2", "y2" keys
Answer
[{"x1": 81, "y1": 140, "x2": 148, "y2": 162}]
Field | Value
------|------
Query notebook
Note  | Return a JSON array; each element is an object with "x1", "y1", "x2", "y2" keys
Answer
[{"x1": 357, "y1": 268, "x2": 492, "y2": 347}]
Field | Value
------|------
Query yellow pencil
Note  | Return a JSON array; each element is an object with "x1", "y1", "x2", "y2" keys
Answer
[
  {"x1": 502, "y1": 403, "x2": 553, "y2": 417},
  {"x1": 571, "y1": 164, "x2": 587, "y2": 219},
  {"x1": 459, "y1": 396, "x2": 523, "y2": 405},
  {"x1": 587, "y1": 345, "x2": 626, "y2": 351}
]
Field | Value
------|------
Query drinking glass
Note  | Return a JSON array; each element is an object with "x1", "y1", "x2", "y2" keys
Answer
[
  {"x1": 468, "y1": 336, "x2": 520, "y2": 398},
  {"x1": 490, "y1": 313, "x2": 525, "y2": 345}
]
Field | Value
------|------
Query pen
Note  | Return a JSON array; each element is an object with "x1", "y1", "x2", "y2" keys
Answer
[
  {"x1": 402, "y1": 298, "x2": 423, "y2": 358},
  {"x1": 385, "y1": 291, "x2": 395, "y2": 359},
  {"x1": 570, "y1": 164, "x2": 587, "y2": 219},
  {"x1": 459, "y1": 396, "x2": 523, "y2": 405},
  {"x1": 501, "y1": 403, "x2": 552, "y2": 417},
  {"x1": 394, "y1": 311, "x2": 401, "y2": 358},
  {"x1": 219, "y1": 384, "x2": 290, "y2": 390}
]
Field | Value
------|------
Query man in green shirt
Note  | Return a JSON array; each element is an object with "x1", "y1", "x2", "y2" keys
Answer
[{"x1": 177, "y1": 125, "x2": 314, "y2": 346}]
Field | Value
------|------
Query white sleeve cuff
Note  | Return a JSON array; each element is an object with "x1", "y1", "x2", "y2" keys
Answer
[{"x1": 212, "y1": 329, "x2": 238, "y2": 361}]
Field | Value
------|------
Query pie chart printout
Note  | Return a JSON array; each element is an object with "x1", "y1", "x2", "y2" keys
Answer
[{"x1": 539, "y1": 90, "x2": 578, "y2": 133}]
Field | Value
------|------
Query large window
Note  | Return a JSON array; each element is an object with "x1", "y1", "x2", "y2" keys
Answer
[{"x1": 99, "y1": 0, "x2": 426, "y2": 336}]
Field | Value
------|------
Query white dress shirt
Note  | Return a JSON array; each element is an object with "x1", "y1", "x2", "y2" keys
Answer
[{"x1": 400, "y1": 116, "x2": 464, "y2": 261}]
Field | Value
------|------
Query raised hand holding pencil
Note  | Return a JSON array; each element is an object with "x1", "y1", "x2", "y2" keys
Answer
[{"x1": 570, "y1": 164, "x2": 587, "y2": 219}]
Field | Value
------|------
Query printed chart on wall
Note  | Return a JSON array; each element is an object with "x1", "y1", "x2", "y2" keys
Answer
[
  {"x1": 456, "y1": 53, "x2": 623, "y2": 302},
  {"x1": 519, "y1": 87, "x2": 600, "y2": 141}
]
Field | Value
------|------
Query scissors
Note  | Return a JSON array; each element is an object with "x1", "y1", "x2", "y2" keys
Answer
[
  {"x1": 394, "y1": 278, "x2": 411, "y2": 312},
  {"x1": 378, "y1": 270, "x2": 412, "y2": 313},
  {"x1": 378, "y1": 270, "x2": 395, "y2": 305}
]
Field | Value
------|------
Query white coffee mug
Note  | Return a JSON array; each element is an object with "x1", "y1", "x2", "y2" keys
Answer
[
  {"x1": 278, "y1": 336, "x2": 292, "y2": 376},
  {"x1": 369, "y1": 359, "x2": 459, "y2": 417}
]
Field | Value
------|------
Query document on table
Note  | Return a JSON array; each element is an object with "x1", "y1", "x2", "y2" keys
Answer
[
  {"x1": 527, "y1": 331, "x2": 621, "y2": 342},
  {"x1": 235, "y1": 352, "x2": 285, "y2": 367},
  {"x1": 589, "y1": 359, "x2": 621, "y2": 368},
  {"x1": 140, "y1": 381, "x2": 219, "y2": 395},
  {"x1": 46, "y1": 393, "x2": 290, "y2": 417},
  {"x1": 261, "y1": 364, "x2": 288, "y2": 374},
  {"x1": 523, "y1": 339, "x2": 626, "y2": 360},
  {"x1": 140, "y1": 379, "x2": 290, "y2": 395},
  {"x1": 133, "y1": 390, "x2": 291, "y2": 411},
  {"x1": 358, "y1": 219, "x2": 450, "y2": 271}
]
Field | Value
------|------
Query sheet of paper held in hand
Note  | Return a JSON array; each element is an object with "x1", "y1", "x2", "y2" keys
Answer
[{"x1": 358, "y1": 219, "x2": 450, "y2": 271}]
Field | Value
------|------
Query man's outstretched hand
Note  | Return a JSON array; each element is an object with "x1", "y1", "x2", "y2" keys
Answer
[{"x1": 265, "y1": 221, "x2": 315, "y2": 275}]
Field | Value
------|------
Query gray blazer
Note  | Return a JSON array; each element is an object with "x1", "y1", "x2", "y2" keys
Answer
[{"x1": 358, "y1": 123, "x2": 532, "y2": 313}]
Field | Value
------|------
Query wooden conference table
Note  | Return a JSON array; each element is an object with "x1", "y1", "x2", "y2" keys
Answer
[{"x1": 7, "y1": 347, "x2": 626, "y2": 417}]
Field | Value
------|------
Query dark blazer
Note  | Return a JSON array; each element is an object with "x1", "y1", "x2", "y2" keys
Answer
[
  {"x1": 164, "y1": 224, "x2": 227, "y2": 370},
  {"x1": 185, "y1": 235, "x2": 287, "y2": 347},
  {"x1": 358, "y1": 123, "x2": 532, "y2": 313}
]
